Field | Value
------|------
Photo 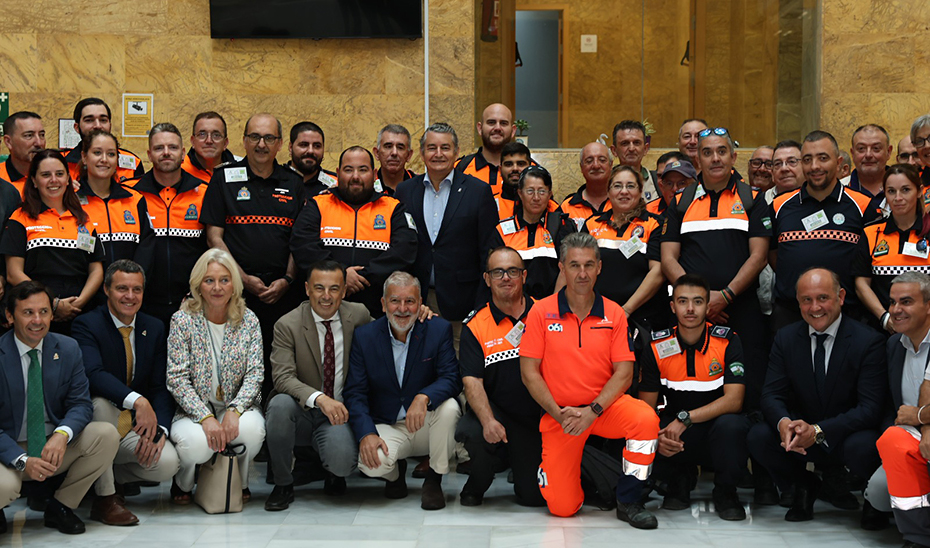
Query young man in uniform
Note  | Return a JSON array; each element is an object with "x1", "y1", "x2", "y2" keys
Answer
[
  {"x1": 639, "y1": 274, "x2": 750, "y2": 520},
  {"x1": 62, "y1": 98, "x2": 144, "y2": 183},
  {"x1": 520, "y1": 232, "x2": 660, "y2": 528},
  {"x1": 455, "y1": 103, "x2": 516, "y2": 195},
  {"x1": 181, "y1": 111, "x2": 236, "y2": 183},
  {"x1": 288, "y1": 121, "x2": 337, "y2": 198},
  {"x1": 372, "y1": 124, "x2": 416, "y2": 196}
]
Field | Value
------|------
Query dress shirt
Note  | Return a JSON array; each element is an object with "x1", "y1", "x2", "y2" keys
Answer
[
  {"x1": 808, "y1": 314, "x2": 842, "y2": 375},
  {"x1": 422, "y1": 171, "x2": 453, "y2": 286},
  {"x1": 389, "y1": 327, "x2": 411, "y2": 421},
  {"x1": 109, "y1": 310, "x2": 140, "y2": 409},
  {"x1": 307, "y1": 309, "x2": 344, "y2": 408},
  {"x1": 14, "y1": 337, "x2": 73, "y2": 443}
]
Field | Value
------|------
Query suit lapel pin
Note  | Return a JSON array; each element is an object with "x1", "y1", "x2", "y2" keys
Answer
[
  {"x1": 457, "y1": 188, "x2": 462, "y2": 192},
  {"x1": 142, "y1": 330, "x2": 147, "y2": 336},
  {"x1": 53, "y1": 353, "x2": 59, "y2": 360}
]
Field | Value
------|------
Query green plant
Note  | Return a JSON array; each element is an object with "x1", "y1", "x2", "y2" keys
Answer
[
  {"x1": 515, "y1": 119, "x2": 530, "y2": 136},
  {"x1": 642, "y1": 119, "x2": 656, "y2": 136}
]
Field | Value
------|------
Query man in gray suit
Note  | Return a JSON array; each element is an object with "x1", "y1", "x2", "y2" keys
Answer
[{"x1": 265, "y1": 260, "x2": 372, "y2": 511}]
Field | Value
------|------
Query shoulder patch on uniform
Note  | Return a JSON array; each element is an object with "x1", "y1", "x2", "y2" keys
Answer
[
  {"x1": 729, "y1": 361, "x2": 745, "y2": 376},
  {"x1": 404, "y1": 212, "x2": 417, "y2": 231},
  {"x1": 651, "y1": 329, "x2": 672, "y2": 341},
  {"x1": 463, "y1": 308, "x2": 479, "y2": 324},
  {"x1": 710, "y1": 325, "x2": 731, "y2": 338}
]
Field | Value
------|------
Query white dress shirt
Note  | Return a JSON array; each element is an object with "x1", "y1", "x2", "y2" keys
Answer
[
  {"x1": 307, "y1": 309, "x2": 344, "y2": 407},
  {"x1": 809, "y1": 314, "x2": 842, "y2": 375}
]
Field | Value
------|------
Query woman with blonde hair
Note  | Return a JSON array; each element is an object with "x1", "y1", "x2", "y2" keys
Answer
[{"x1": 166, "y1": 248, "x2": 265, "y2": 504}]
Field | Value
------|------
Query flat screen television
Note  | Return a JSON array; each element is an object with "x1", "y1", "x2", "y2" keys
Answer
[{"x1": 209, "y1": 0, "x2": 423, "y2": 39}]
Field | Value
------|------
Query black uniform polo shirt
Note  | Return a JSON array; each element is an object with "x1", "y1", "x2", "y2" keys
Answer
[{"x1": 200, "y1": 157, "x2": 305, "y2": 281}]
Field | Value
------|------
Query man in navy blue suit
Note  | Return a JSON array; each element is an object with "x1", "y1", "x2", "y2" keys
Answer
[
  {"x1": 72, "y1": 260, "x2": 179, "y2": 525},
  {"x1": 749, "y1": 267, "x2": 886, "y2": 523},
  {"x1": 343, "y1": 271, "x2": 462, "y2": 510},
  {"x1": 0, "y1": 281, "x2": 119, "y2": 535},
  {"x1": 395, "y1": 123, "x2": 498, "y2": 350}
]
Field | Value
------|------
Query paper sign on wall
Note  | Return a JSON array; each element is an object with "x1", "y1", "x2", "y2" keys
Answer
[{"x1": 122, "y1": 93, "x2": 154, "y2": 137}]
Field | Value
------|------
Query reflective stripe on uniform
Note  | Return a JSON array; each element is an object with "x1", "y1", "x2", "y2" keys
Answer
[
  {"x1": 595, "y1": 238, "x2": 645, "y2": 252},
  {"x1": 873, "y1": 265, "x2": 930, "y2": 277},
  {"x1": 96, "y1": 232, "x2": 140, "y2": 243},
  {"x1": 153, "y1": 227, "x2": 203, "y2": 238},
  {"x1": 516, "y1": 246, "x2": 558, "y2": 260},
  {"x1": 680, "y1": 218, "x2": 749, "y2": 234},
  {"x1": 626, "y1": 438, "x2": 657, "y2": 455},
  {"x1": 484, "y1": 348, "x2": 520, "y2": 367},
  {"x1": 26, "y1": 238, "x2": 81, "y2": 251},
  {"x1": 659, "y1": 377, "x2": 724, "y2": 392},
  {"x1": 321, "y1": 237, "x2": 390, "y2": 251},
  {"x1": 226, "y1": 215, "x2": 295, "y2": 227},
  {"x1": 891, "y1": 493, "x2": 930, "y2": 511},
  {"x1": 778, "y1": 230, "x2": 859, "y2": 244},
  {"x1": 622, "y1": 460, "x2": 651, "y2": 481}
]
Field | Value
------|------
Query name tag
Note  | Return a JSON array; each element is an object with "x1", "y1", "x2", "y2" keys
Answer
[
  {"x1": 118, "y1": 153, "x2": 136, "y2": 170},
  {"x1": 656, "y1": 338, "x2": 682, "y2": 359},
  {"x1": 225, "y1": 167, "x2": 248, "y2": 183},
  {"x1": 374, "y1": 179, "x2": 384, "y2": 193},
  {"x1": 903, "y1": 241, "x2": 930, "y2": 259},
  {"x1": 505, "y1": 321, "x2": 525, "y2": 347},
  {"x1": 619, "y1": 235, "x2": 647, "y2": 259},
  {"x1": 500, "y1": 219, "x2": 518, "y2": 235},
  {"x1": 801, "y1": 210, "x2": 828, "y2": 232},
  {"x1": 693, "y1": 184, "x2": 706, "y2": 200},
  {"x1": 77, "y1": 232, "x2": 96, "y2": 252}
]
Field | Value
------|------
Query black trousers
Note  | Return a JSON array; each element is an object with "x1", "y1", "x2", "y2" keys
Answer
[
  {"x1": 747, "y1": 422, "x2": 880, "y2": 493},
  {"x1": 721, "y1": 293, "x2": 767, "y2": 412},
  {"x1": 455, "y1": 402, "x2": 545, "y2": 507},
  {"x1": 653, "y1": 413, "x2": 752, "y2": 489}
]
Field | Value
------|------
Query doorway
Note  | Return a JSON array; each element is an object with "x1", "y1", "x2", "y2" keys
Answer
[{"x1": 515, "y1": 9, "x2": 562, "y2": 148}]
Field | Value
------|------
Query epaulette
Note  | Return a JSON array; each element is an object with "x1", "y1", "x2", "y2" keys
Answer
[
  {"x1": 651, "y1": 329, "x2": 672, "y2": 341},
  {"x1": 463, "y1": 307, "x2": 480, "y2": 325},
  {"x1": 215, "y1": 161, "x2": 234, "y2": 170},
  {"x1": 284, "y1": 163, "x2": 302, "y2": 176},
  {"x1": 710, "y1": 325, "x2": 732, "y2": 338}
]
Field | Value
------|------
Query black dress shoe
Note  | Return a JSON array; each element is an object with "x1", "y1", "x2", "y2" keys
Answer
[
  {"x1": 460, "y1": 491, "x2": 483, "y2": 506},
  {"x1": 384, "y1": 459, "x2": 408, "y2": 499},
  {"x1": 785, "y1": 473, "x2": 819, "y2": 522},
  {"x1": 819, "y1": 466, "x2": 859, "y2": 510},
  {"x1": 713, "y1": 487, "x2": 747, "y2": 521},
  {"x1": 753, "y1": 486, "x2": 780, "y2": 506},
  {"x1": 323, "y1": 475, "x2": 346, "y2": 496},
  {"x1": 44, "y1": 499, "x2": 85, "y2": 535},
  {"x1": 421, "y1": 479, "x2": 446, "y2": 510},
  {"x1": 264, "y1": 484, "x2": 295, "y2": 512},
  {"x1": 779, "y1": 484, "x2": 795, "y2": 508},
  {"x1": 27, "y1": 495, "x2": 48, "y2": 512},
  {"x1": 860, "y1": 500, "x2": 890, "y2": 531},
  {"x1": 616, "y1": 501, "x2": 658, "y2": 529},
  {"x1": 661, "y1": 472, "x2": 691, "y2": 511}
]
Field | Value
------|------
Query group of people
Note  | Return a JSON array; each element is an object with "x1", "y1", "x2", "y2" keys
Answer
[{"x1": 2, "y1": 96, "x2": 930, "y2": 548}]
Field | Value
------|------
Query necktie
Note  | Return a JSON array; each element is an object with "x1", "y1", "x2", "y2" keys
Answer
[
  {"x1": 322, "y1": 320, "x2": 335, "y2": 399},
  {"x1": 117, "y1": 326, "x2": 134, "y2": 438},
  {"x1": 26, "y1": 349, "x2": 45, "y2": 457},
  {"x1": 813, "y1": 333, "x2": 828, "y2": 396}
]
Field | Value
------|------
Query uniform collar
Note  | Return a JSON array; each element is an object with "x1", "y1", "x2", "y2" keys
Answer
[
  {"x1": 4, "y1": 158, "x2": 23, "y2": 182},
  {"x1": 594, "y1": 208, "x2": 649, "y2": 225},
  {"x1": 696, "y1": 170, "x2": 740, "y2": 196},
  {"x1": 556, "y1": 288, "x2": 605, "y2": 319},
  {"x1": 674, "y1": 323, "x2": 710, "y2": 353},
  {"x1": 471, "y1": 147, "x2": 496, "y2": 169},
  {"x1": 882, "y1": 214, "x2": 922, "y2": 235},
  {"x1": 488, "y1": 295, "x2": 533, "y2": 325},
  {"x1": 187, "y1": 148, "x2": 234, "y2": 172},
  {"x1": 376, "y1": 167, "x2": 414, "y2": 183},
  {"x1": 799, "y1": 179, "x2": 843, "y2": 204},
  {"x1": 328, "y1": 186, "x2": 381, "y2": 207},
  {"x1": 133, "y1": 168, "x2": 203, "y2": 195}
]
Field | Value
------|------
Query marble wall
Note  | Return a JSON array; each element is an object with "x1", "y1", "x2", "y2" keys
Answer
[{"x1": 0, "y1": 0, "x2": 475, "y2": 172}]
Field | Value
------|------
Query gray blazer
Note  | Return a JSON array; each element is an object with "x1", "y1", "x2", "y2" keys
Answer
[{"x1": 269, "y1": 300, "x2": 372, "y2": 407}]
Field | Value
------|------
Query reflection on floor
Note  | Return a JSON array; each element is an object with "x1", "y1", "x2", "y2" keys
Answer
[{"x1": 2, "y1": 461, "x2": 904, "y2": 547}]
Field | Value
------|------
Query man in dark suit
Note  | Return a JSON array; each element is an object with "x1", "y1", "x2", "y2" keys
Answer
[
  {"x1": 265, "y1": 260, "x2": 372, "y2": 511},
  {"x1": 0, "y1": 281, "x2": 119, "y2": 534},
  {"x1": 343, "y1": 271, "x2": 462, "y2": 510},
  {"x1": 749, "y1": 267, "x2": 886, "y2": 523},
  {"x1": 395, "y1": 122, "x2": 498, "y2": 350},
  {"x1": 72, "y1": 260, "x2": 178, "y2": 525}
]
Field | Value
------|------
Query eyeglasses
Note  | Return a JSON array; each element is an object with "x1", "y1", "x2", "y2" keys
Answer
[
  {"x1": 245, "y1": 133, "x2": 280, "y2": 145},
  {"x1": 772, "y1": 158, "x2": 800, "y2": 169},
  {"x1": 610, "y1": 182, "x2": 640, "y2": 192},
  {"x1": 698, "y1": 127, "x2": 729, "y2": 138},
  {"x1": 520, "y1": 188, "x2": 550, "y2": 197},
  {"x1": 899, "y1": 152, "x2": 920, "y2": 160},
  {"x1": 748, "y1": 159, "x2": 773, "y2": 169},
  {"x1": 486, "y1": 267, "x2": 524, "y2": 280},
  {"x1": 194, "y1": 131, "x2": 225, "y2": 141},
  {"x1": 914, "y1": 136, "x2": 930, "y2": 148}
]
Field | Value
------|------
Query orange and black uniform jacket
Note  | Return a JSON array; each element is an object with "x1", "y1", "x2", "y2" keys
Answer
[
  {"x1": 494, "y1": 182, "x2": 559, "y2": 222},
  {"x1": 853, "y1": 216, "x2": 930, "y2": 310},
  {"x1": 646, "y1": 196, "x2": 668, "y2": 217},
  {"x1": 663, "y1": 172, "x2": 767, "y2": 291},
  {"x1": 199, "y1": 157, "x2": 306, "y2": 283},
  {"x1": 180, "y1": 148, "x2": 236, "y2": 183},
  {"x1": 559, "y1": 185, "x2": 613, "y2": 231},
  {"x1": 130, "y1": 169, "x2": 209, "y2": 307},
  {"x1": 374, "y1": 168, "x2": 416, "y2": 197},
  {"x1": 0, "y1": 204, "x2": 105, "y2": 298},
  {"x1": 290, "y1": 188, "x2": 418, "y2": 315},
  {"x1": 769, "y1": 180, "x2": 875, "y2": 305},
  {"x1": 0, "y1": 158, "x2": 26, "y2": 195},
  {"x1": 460, "y1": 297, "x2": 541, "y2": 424},
  {"x1": 639, "y1": 323, "x2": 744, "y2": 416},
  {"x1": 455, "y1": 148, "x2": 503, "y2": 195},
  {"x1": 491, "y1": 206, "x2": 565, "y2": 300},
  {"x1": 77, "y1": 179, "x2": 155, "y2": 271},
  {"x1": 573, "y1": 209, "x2": 667, "y2": 327},
  {"x1": 62, "y1": 143, "x2": 144, "y2": 183}
]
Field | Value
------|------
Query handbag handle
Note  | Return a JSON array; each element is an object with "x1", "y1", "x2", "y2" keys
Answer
[{"x1": 209, "y1": 443, "x2": 246, "y2": 464}]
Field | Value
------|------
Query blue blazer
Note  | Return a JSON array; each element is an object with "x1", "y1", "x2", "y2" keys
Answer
[
  {"x1": 761, "y1": 316, "x2": 887, "y2": 446},
  {"x1": 72, "y1": 305, "x2": 173, "y2": 430},
  {"x1": 395, "y1": 171, "x2": 497, "y2": 321},
  {"x1": 0, "y1": 331, "x2": 93, "y2": 464},
  {"x1": 343, "y1": 316, "x2": 462, "y2": 442}
]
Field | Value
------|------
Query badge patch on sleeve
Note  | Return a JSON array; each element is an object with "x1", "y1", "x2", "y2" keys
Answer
[{"x1": 729, "y1": 362, "x2": 745, "y2": 376}]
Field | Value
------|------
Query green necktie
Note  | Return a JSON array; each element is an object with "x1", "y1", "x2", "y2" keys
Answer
[{"x1": 26, "y1": 349, "x2": 45, "y2": 457}]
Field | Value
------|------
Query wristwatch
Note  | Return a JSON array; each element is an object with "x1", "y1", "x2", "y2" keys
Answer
[
  {"x1": 676, "y1": 410, "x2": 693, "y2": 428},
  {"x1": 589, "y1": 402, "x2": 604, "y2": 417},
  {"x1": 812, "y1": 423, "x2": 826, "y2": 445},
  {"x1": 13, "y1": 455, "x2": 27, "y2": 472}
]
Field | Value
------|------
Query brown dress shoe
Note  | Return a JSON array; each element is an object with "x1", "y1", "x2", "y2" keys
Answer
[
  {"x1": 421, "y1": 479, "x2": 446, "y2": 510},
  {"x1": 412, "y1": 457, "x2": 431, "y2": 479},
  {"x1": 90, "y1": 494, "x2": 139, "y2": 526}
]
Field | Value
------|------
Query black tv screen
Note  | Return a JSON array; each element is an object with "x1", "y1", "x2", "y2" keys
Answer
[{"x1": 210, "y1": 0, "x2": 423, "y2": 39}]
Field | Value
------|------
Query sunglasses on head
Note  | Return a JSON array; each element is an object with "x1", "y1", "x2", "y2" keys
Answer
[{"x1": 698, "y1": 127, "x2": 730, "y2": 138}]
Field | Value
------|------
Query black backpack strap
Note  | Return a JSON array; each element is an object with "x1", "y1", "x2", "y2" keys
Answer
[{"x1": 676, "y1": 182, "x2": 699, "y2": 215}]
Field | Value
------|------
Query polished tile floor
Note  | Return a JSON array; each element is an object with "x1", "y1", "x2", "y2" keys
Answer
[{"x1": 2, "y1": 462, "x2": 905, "y2": 547}]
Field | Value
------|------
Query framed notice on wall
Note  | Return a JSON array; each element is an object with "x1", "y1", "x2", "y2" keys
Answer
[{"x1": 122, "y1": 93, "x2": 153, "y2": 138}]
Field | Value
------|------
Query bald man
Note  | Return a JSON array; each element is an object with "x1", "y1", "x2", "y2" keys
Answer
[
  {"x1": 559, "y1": 142, "x2": 612, "y2": 230},
  {"x1": 897, "y1": 136, "x2": 920, "y2": 166},
  {"x1": 455, "y1": 103, "x2": 517, "y2": 195}
]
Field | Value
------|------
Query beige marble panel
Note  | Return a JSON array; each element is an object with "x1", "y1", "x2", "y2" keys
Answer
[
  {"x1": 0, "y1": 34, "x2": 39, "y2": 93},
  {"x1": 167, "y1": 0, "x2": 212, "y2": 36},
  {"x1": 431, "y1": 0, "x2": 475, "y2": 39},
  {"x1": 823, "y1": 34, "x2": 914, "y2": 94},
  {"x1": 36, "y1": 34, "x2": 126, "y2": 95},
  {"x1": 125, "y1": 36, "x2": 213, "y2": 94},
  {"x1": 212, "y1": 39, "x2": 305, "y2": 96},
  {"x1": 824, "y1": 0, "x2": 930, "y2": 35},
  {"x1": 428, "y1": 38, "x2": 476, "y2": 96}
]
